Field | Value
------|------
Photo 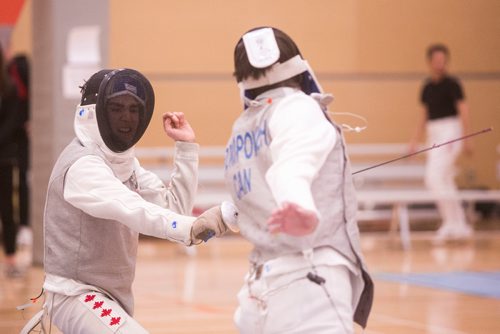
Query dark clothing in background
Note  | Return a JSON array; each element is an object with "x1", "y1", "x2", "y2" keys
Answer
[
  {"x1": 8, "y1": 56, "x2": 30, "y2": 227},
  {"x1": 0, "y1": 165, "x2": 16, "y2": 254},
  {"x1": 0, "y1": 87, "x2": 21, "y2": 255},
  {"x1": 421, "y1": 76, "x2": 464, "y2": 120},
  {"x1": 0, "y1": 87, "x2": 21, "y2": 163}
]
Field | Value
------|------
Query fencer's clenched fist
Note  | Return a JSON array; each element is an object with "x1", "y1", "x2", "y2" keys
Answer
[
  {"x1": 190, "y1": 202, "x2": 239, "y2": 244},
  {"x1": 163, "y1": 112, "x2": 196, "y2": 143}
]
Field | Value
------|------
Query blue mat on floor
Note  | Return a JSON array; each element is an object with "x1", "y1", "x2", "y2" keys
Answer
[{"x1": 376, "y1": 271, "x2": 500, "y2": 299}]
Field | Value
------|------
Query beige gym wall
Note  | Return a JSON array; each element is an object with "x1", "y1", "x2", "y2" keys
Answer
[
  {"x1": 8, "y1": 0, "x2": 32, "y2": 56},
  {"x1": 108, "y1": 0, "x2": 500, "y2": 187},
  {"x1": 9, "y1": 0, "x2": 500, "y2": 187}
]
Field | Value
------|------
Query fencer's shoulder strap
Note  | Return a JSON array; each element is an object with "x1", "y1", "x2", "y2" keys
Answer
[{"x1": 240, "y1": 55, "x2": 309, "y2": 90}]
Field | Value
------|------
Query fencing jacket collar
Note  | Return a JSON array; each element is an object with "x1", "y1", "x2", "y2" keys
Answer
[{"x1": 73, "y1": 104, "x2": 136, "y2": 182}]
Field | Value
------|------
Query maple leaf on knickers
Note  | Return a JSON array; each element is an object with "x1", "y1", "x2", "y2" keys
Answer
[
  {"x1": 93, "y1": 301, "x2": 104, "y2": 309},
  {"x1": 110, "y1": 317, "x2": 121, "y2": 326},
  {"x1": 101, "y1": 309, "x2": 112, "y2": 317},
  {"x1": 84, "y1": 295, "x2": 96, "y2": 303}
]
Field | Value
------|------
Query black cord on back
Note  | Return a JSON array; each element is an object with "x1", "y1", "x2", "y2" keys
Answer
[{"x1": 307, "y1": 271, "x2": 351, "y2": 333}]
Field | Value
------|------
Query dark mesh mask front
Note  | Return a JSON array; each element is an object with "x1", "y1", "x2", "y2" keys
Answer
[{"x1": 95, "y1": 69, "x2": 155, "y2": 152}]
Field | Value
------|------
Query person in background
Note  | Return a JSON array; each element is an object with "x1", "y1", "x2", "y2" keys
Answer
[
  {"x1": 0, "y1": 43, "x2": 22, "y2": 277},
  {"x1": 7, "y1": 54, "x2": 31, "y2": 247},
  {"x1": 409, "y1": 43, "x2": 473, "y2": 243}
]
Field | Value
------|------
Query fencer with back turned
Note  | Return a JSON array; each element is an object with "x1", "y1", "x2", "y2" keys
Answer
[{"x1": 225, "y1": 27, "x2": 373, "y2": 334}]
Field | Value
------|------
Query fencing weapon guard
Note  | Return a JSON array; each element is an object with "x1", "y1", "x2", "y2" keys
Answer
[{"x1": 221, "y1": 201, "x2": 240, "y2": 232}]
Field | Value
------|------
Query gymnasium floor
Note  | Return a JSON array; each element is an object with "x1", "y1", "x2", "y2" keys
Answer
[{"x1": 1, "y1": 231, "x2": 500, "y2": 334}]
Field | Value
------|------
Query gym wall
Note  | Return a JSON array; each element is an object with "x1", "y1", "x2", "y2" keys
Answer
[
  {"x1": 9, "y1": 0, "x2": 500, "y2": 187},
  {"x1": 109, "y1": 0, "x2": 500, "y2": 187}
]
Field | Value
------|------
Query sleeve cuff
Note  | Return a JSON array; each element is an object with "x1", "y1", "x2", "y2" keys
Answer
[{"x1": 174, "y1": 141, "x2": 199, "y2": 160}]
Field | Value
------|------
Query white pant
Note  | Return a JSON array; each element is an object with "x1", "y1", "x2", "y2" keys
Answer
[
  {"x1": 234, "y1": 264, "x2": 355, "y2": 334},
  {"x1": 425, "y1": 117, "x2": 467, "y2": 228},
  {"x1": 39, "y1": 292, "x2": 149, "y2": 334}
]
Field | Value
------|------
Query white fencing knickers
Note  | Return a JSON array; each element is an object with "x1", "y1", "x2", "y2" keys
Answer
[{"x1": 234, "y1": 254, "x2": 361, "y2": 334}]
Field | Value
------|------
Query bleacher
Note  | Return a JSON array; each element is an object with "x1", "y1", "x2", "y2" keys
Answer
[{"x1": 136, "y1": 143, "x2": 500, "y2": 250}]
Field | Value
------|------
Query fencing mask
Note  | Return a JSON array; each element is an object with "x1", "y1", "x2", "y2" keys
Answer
[
  {"x1": 80, "y1": 68, "x2": 155, "y2": 153},
  {"x1": 237, "y1": 27, "x2": 324, "y2": 97}
]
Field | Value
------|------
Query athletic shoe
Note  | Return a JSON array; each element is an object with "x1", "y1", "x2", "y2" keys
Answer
[
  {"x1": 452, "y1": 224, "x2": 474, "y2": 240},
  {"x1": 17, "y1": 226, "x2": 33, "y2": 247},
  {"x1": 433, "y1": 223, "x2": 455, "y2": 244},
  {"x1": 5, "y1": 264, "x2": 24, "y2": 278}
]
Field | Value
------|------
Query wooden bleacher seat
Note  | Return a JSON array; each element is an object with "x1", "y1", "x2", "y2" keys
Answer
[{"x1": 135, "y1": 144, "x2": 500, "y2": 250}]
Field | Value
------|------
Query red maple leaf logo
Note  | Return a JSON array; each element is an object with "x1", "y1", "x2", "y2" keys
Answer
[
  {"x1": 93, "y1": 301, "x2": 104, "y2": 309},
  {"x1": 100, "y1": 308, "x2": 112, "y2": 317},
  {"x1": 110, "y1": 317, "x2": 121, "y2": 326},
  {"x1": 84, "y1": 294, "x2": 96, "y2": 303}
]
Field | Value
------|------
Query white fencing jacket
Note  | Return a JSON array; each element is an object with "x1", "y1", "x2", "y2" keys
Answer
[{"x1": 43, "y1": 104, "x2": 199, "y2": 314}]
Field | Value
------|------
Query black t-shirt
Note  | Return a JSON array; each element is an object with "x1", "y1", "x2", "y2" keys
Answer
[{"x1": 420, "y1": 75, "x2": 464, "y2": 120}]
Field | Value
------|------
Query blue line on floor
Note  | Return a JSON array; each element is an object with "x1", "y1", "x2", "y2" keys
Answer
[{"x1": 376, "y1": 271, "x2": 500, "y2": 299}]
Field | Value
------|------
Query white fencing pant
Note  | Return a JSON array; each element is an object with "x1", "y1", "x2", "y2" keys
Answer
[
  {"x1": 425, "y1": 116, "x2": 468, "y2": 230},
  {"x1": 234, "y1": 264, "x2": 355, "y2": 334},
  {"x1": 41, "y1": 291, "x2": 149, "y2": 334}
]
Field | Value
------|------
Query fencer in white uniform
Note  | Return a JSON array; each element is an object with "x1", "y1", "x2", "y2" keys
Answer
[
  {"x1": 225, "y1": 28, "x2": 374, "y2": 333},
  {"x1": 21, "y1": 69, "x2": 234, "y2": 333}
]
